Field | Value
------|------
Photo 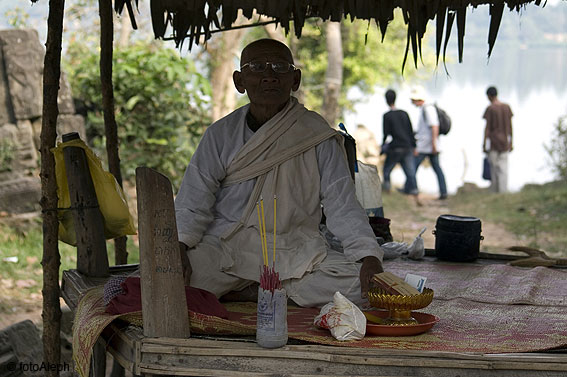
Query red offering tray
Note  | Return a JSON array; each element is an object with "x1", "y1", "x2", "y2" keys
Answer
[{"x1": 365, "y1": 311, "x2": 439, "y2": 337}]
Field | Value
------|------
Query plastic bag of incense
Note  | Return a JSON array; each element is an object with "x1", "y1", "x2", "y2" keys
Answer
[
  {"x1": 256, "y1": 284, "x2": 287, "y2": 348},
  {"x1": 257, "y1": 266, "x2": 286, "y2": 348}
]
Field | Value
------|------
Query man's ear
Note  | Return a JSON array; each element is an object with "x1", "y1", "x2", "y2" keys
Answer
[
  {"x1": 233, "y1": 71, "x2": 246, "y2": 94},
  {"x1": 292, "y1": 69, "x2": 301, "y2": 92}
]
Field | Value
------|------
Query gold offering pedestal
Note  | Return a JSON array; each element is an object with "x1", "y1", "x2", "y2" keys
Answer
[{"x1": 368, "y1": 288, "x2": 434, "y2": 325}]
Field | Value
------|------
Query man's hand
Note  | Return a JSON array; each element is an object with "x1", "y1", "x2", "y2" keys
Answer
[
  {"x1": 359, "y1": 256, "x2": 384, "y2": 298},
  {"x1": 179, "y1": 242, "x2": 192, "y2": 286}
]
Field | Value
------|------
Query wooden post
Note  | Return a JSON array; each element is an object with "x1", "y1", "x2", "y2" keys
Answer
[
  {"x1": 136, "y1": 167, "x2": 191, "y2": 338},
  {"x1": 99, "y1": 0, "x2": 128, "y2": 271},
  {"x1": 62, "y1": 133, "x2": 109, "y2": 278},
  {"x1": 91, "y1": 338, "x2": 107, "y2": 377}
]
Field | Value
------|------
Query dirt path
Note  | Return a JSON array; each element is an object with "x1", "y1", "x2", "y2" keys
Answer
[{"x1": 383, "y1": 191, "x2": 520, "y2": 253}]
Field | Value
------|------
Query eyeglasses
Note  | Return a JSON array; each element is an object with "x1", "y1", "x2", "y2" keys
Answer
[{"x1": 240, "y1": 61, "x2": 296, "y2": 74}]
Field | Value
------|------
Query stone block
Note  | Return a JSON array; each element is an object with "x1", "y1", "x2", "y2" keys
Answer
[
  {"x1": 30, "y1": 118, "x2": 41, "y2": 151},
  {"x1": 0, "y1": 176, "x2": 41, "y2": 213},
  {"x1": 0, "y1": 122, "x2": 38, "y2": 174},
  {"x1": 0, "y1": 46, "x2": 14, "y2": 125},
  {"x1": 0, "y1": 29, "x2": 41, "y2": 48},
  {"x1": 0, "y1": 121, "x2": 41, "y2": 213},
  {"x1": 30, "y1": 114, "x2": 86, "y2": 151},
  {"x1": 15, "y1": 120, "x2": 39, "y2": 170},
  {"x1": 57, "y1": 114, "x2": 86, "y2": 142},
  {"x1": 0, "y1": 29, "x2": 44, "y2": 120},
  {"x1": 58, "y1": 72, "x2": 75, "y2": 115},
  {"x1": 0, "y1": 123, "x2": 18, "y2": 174},
  {"x1": 0, "y1": 320, "x2": 43, "y2": 376}
]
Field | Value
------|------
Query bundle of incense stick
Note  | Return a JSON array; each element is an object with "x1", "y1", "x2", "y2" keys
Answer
[{"x1": 257, "y1": 195, "x2": 282, "y2": 293}]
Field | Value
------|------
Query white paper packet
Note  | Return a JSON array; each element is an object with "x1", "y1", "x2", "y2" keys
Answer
[{"x1": 404, "y1": 273, "x2": 427, "y2": 293}]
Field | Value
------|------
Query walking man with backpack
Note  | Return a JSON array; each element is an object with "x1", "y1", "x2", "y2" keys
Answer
[
  {"x1": 410, "y1": 86, "x2": 448, "y2": 200},
  {"x1": 381, "y1": 89, "x2": 419, "y2": 198}
]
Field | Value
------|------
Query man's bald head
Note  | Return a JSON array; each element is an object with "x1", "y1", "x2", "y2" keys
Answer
[
  {"x1": 233, "y1": 38, "x2": 301, "y2": 124},
  {"x1": 240, "y1": 39, "x2": 294, "y2": 66}
]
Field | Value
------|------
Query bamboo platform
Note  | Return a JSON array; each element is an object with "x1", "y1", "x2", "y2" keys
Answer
[
  {"x1": 61, "y1": 265, "x2": 567, "y2": 377},
  {"x1": 59, "y1": 163, "x2": 567, "y2": 376}
]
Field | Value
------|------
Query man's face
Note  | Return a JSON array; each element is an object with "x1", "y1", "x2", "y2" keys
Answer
[{"x1": 233, "y1": 41, "x2": 301, "y2": 108}]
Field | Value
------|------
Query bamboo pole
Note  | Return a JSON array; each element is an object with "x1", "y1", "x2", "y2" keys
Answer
[{"x1": 39, "y1": 0, "x2": 65, "y2": 375}]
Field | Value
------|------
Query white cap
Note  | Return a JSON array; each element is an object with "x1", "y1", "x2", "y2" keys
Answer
[{"x1": 409, "y1": 86, "x2": 427, "y2": 101}]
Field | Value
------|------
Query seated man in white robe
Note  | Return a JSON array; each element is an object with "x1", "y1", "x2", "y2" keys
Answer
[{"x1": 175, "y1": 38, "x2": 384, "y2": 307}]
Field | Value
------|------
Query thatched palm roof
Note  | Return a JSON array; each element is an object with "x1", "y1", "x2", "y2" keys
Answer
[{"x1": 116, "y1": 0, "x2": 543, "y2": 68}]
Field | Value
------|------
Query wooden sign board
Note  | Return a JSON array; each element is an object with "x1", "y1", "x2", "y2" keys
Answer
[{"x1": 136, "y1": 167, "x2": 190, "y2": 338}]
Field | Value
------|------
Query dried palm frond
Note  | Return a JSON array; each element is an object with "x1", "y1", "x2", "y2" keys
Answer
[
  {"x1": 114, "y1": 0, "x2": 139, "y2": 29},
  {"x1": 110, "y1": 0, "x2": 543, "y2": 70}
]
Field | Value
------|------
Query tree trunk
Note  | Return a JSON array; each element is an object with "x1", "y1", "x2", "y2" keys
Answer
[
  {"x1": 263, "y1": 22, "x2": 286, "y2": 43},
  {"x1": 208, "y1": 15, "x2": 247, "y2": 122},
  {"x1": 118, "y1": 11, "x2": 131, "y2": 47},
  {"x1": 40, "y1": 0, "x2": 65, "y2": 376},
  {"x1": 99, "y1": 0, "x2": 128, "y2": 265},
  {"x1": 322, "y1": 22, "x2": 343, "y2": 128}
]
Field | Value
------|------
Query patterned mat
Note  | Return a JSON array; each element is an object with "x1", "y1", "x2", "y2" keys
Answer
[
  {"x1": 72, "y1": 261, "x2": 567, "y2": 377},
  {"x1": 385, "y1": 259, "x2": 567, "y2": 306}
]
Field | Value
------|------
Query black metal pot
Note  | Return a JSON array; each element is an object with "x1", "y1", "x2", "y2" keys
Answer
[{"x1": 433, "y1": 214, "x2": 483, "y2": 262}]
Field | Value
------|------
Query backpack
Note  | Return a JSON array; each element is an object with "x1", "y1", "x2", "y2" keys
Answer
[
  {"x1": 435, "y1": 105, "x2": 452, "y2": 135},
  {"x1": 424, "y1": 104, "x2": 452, "y2": 135}
]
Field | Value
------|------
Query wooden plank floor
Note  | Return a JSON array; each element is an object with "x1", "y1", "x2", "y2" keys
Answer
[{"x1": 62, "y1": 265, "x2": 567, "y2": 377}]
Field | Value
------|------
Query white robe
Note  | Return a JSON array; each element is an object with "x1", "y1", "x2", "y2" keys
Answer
[{"x1": 175, "y1": 99, "x2": 383, "y2": 306}]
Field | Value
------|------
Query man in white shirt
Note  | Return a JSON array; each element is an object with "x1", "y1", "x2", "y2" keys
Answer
[
  {"x1": 410, "y1": 86, "x2": 448, "y2": 200},
  {"x1": 175, "y1": 39, "x2": 384, "y2": 307}
]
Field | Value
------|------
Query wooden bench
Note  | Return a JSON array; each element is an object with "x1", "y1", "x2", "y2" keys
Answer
[{"x1": 60, "y1": 145, "x2": 567, "y2": 376}]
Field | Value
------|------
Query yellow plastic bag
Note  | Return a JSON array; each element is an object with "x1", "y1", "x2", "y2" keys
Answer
[{"x1": 52, "y1": 139, "x2": 137, "y2": 245}]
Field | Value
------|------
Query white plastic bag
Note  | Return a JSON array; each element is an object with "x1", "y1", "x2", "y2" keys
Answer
[
  {"x1": 354, "y1": 161, "x2": 383, "y2": 214},
  {"x1": 313, "y1": 291, "x2": 366, "y2": 341},
  {"x1": 381, "y1": 227, "x2": 426, "y2": 260},
  {"x1": 407, "y1": 227, "x2": 426, "y2": 260}
]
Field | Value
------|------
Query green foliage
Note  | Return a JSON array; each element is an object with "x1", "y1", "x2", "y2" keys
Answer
[
  {"x1": 64, "y1": 41, "x2": 211, "y2": 188},
  {"x1": 545, "y1": 116, "x2": 567, "y2": 182},
  {"x1": 3, "y1": 7, "x2": 29, "y2": 28}
]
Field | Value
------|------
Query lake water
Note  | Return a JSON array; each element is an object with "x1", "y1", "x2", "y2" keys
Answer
[{"x1": 345, "y1": 45, "x2": 567, "y2": 194}]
